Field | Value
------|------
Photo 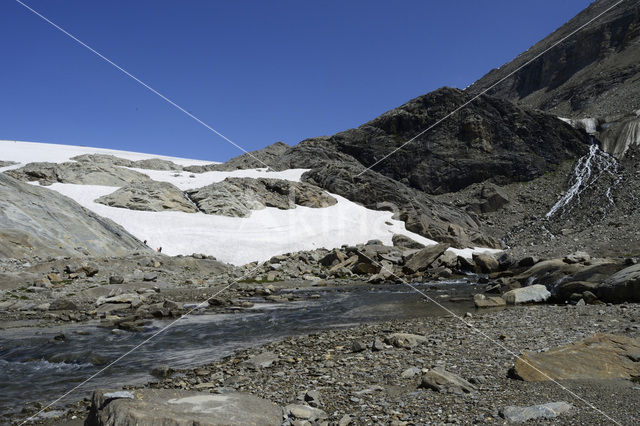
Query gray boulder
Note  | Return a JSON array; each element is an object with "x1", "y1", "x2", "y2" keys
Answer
[
  {"x1": 392, "y1": 234, "x2": 425, "y2": 249},
  {"x1": 95, "y1": 181, "x2": 197, "y2": 213},
  {"x1": 503, "y1": 284, "x2": 550, "y2": 304},
  {"x1": 85, "y1": 388, "x2": 282, "y2": 426},
  {"x1": 501, "y1": 402, "x2": 573, "y2": 422},
  {"x1": 419, "y1": 367, "x2": 476, "y2": 394}
]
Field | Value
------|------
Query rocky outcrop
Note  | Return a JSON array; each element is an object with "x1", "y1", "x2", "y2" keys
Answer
[
  {"x1": 283, "y1": 88, "x2": 589, "y2": 195},
  {"x1": 187, "y1": 177, "x2": 336, "y2": 217},
  {"x1": 72, "y1": 154, "x2": 183, "y2": 170},
  {"x1": 85, "y1": 389, "x2": 282, "y2": 426},
  {"x1": 511, "y1": 333, "x2": 640, "y2": 381},
  {"x1": 599, "y1": 112, "x2": 640, "y2": 158},
  {"x1": 184, "y1": 142, "x2": 291, "y2": 173},
  {"x1": 468, "y1": 0, "x2": 640, "y2": 118},
  {"x1": 5, "y1": 161, "x2": 151, "y2": 186},
  {"x1": 95, "y1": 181, "x2": 197, "y2": 213},
  {"x1": 0, "y1": 174, "x2": 147, "y2": 259},
  {"x1": 0, "y1": 160, "x2": 18, "y2": 168}
]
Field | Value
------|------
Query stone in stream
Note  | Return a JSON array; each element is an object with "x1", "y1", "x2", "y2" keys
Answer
[
  {"x1": 511, "y1": 333, "x2": 640, "y2": 381},
  {"x1": 473, "y1": 293, "x2": 506, "y2": 308},
  {"x1": 85, "y1": 388, "x2": 282, "y2": 426},
  {"x1": 419, "y1": 367, "x2": 476, "y2": 394},
  {"x1": 502, "y1": 284, "x2": 550, "y2": 304},
  {"x1": 500, "y1": 401, "x2": 573, "y2": 422}
]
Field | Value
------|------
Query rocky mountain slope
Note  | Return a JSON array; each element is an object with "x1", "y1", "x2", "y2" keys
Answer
[
  {"x1": 467, "y1": 0, "x2": 640, "y2": 118},
  {"x1": 0, "y1": 173, "x2": 147, "y2": 259}
]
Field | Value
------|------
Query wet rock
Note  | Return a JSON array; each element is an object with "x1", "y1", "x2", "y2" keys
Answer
[
  {"x1": 518, "y1": 256, "x2": 539, "y2": 268},
  {"x1": 419, "y1": 366, "x2": 476, "y2": 394},
  {"x1": 86, "y1": 388, "x2": 282, "y2": 425},
  {"x1": 511, "y1": 333, "x2": 640, "y2": 381},
  {"x1": 503, "y1": 284, "x2": 550, "y2": 304},
  {"x1": 473, "y1": 294, "x2": 506, "y2": 308},
  {"x1": 501, "y1": 401, "x2": 573, "y2": 422},
  {"x1": 150, "y1": 365, "x2": 173, "y2": 379}
]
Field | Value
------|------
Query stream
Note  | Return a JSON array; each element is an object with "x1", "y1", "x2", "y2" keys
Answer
[{"x1": 0, "y1": 281, "x2": 484, "y2": 417}]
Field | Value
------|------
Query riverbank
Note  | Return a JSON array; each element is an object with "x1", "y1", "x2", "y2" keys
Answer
[{"x1": 13, "y1": 302, "x2": 640, "y2": 425}]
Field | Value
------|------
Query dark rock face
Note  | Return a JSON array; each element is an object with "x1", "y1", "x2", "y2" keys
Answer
[
  {"x1": 283, "y1": 88, "x2": 589, "y2": 195},
  {"x1": 468, "y1": 0, "x2": 640, "y2": 118},
  {"x1": 0, "y1": 174, "x2": 147, "y2": 258}
]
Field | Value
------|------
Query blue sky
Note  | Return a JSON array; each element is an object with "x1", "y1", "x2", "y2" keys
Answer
[{"x1": 1, "y1": 0, "x2": 592, "y2": 161}]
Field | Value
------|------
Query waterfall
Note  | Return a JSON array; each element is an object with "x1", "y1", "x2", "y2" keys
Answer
[{"x1": 546, "y1": 141, "x2": 620, "y2": 218}]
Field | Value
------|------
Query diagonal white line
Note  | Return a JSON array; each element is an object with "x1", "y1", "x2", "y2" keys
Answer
[
  {"x1": 18, "y1": 262, "x2": 265, "y2": 425},
  {"x1": 354, "y1": 249, "x2": 622, "y2": 425},
  {"x1": 355, "y1": 0, "x2": 625, "y2": 177},
  {"x1": 13, "y1": 0, "x2": 271, "y2": 170}
]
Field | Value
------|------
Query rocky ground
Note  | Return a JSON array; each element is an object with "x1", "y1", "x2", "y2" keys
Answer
[{"x1": 16, "y1": 302, "x2": 640, "y2": 425}]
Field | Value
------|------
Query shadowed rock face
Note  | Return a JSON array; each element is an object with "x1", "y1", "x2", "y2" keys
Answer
[
  {"x1": 187, "y1": 177, "x2": 337, "y2": 217},
  {"x1": 281, "y1": 88, "x2": 589, "y2": 195},
  {"x1": 468, "y1": 0, "x2": 640, "y2": 118},
  {"x1": 95, "y1": 181, "x2": 198, "y2": 213},
  {"x1": 0, "y1": 174, "x2": 147, "y2": 259}
]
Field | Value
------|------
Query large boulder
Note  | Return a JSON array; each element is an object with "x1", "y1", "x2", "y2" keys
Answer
[
  {"x1": 0, "y1": 173, "x2": 147, "y2": 259},
  {"x1": 472, "y1": 252, "x2": 499, "y2": 273},
  {"x1": 95, "y1": 181, "x2": 197, "y2": 213},
  {"x1": 85, "y1": 389, "x2": 282, "y2": 426},
  {"x1": 403, "y1": 244, "x2": 449, "y2": 274},
  {"x1": 503, "y1": 284, "x2": 550, "y2": 304},
  {"x1": 511, "y1": 334, "x2": 640, "y2": 381},
  {"x1": 598, "y1": 263, "x2": 640, "y2": 303}
]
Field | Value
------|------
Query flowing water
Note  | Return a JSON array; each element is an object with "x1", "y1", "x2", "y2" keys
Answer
[
  {"x1": 0, "y1": 282, "x2": 481, "y2": 417},
  {"x1": 546, "y1": 142, "x2": 621, "y2": 218}
]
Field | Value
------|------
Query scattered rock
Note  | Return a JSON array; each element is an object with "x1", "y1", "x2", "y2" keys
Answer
[
  {"x1": 419, "y1": 366, "x2": 476, "y2": 394},
  {"x1": 403, "y1": 244, "x2": 449, "y2": 274},
  {"x1": 385, "y1": 333, "x2": 427, "y2": 349},
  {"x1": 473, "y1": 293, "x2": 506, "y2": 308},
  {"x1": 501, "y1": 401, "x2": 573, "y2": 422}
]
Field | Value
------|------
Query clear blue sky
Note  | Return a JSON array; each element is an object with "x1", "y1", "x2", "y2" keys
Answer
[{"x1": 1, "y1": 0, "x2": 592, "y2": 161}]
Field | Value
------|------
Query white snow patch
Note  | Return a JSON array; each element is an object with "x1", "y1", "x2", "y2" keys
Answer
[
  {"x1": 43, "y1": 182, "x2": 438, "y2": 265},
  {"x1": 448, "y1": 247, "x2": 502, "y2": 260},
  {"x1": 0, "y1": 140, "x2": 217, "y2": 170},
  {"x1": 129, "y1": 167, "x2": 310, "y2": 190}
]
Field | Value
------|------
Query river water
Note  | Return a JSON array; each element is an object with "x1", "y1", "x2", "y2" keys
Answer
[{"x1": 0, "y1": 281, "x2": 482, "y2": 417}]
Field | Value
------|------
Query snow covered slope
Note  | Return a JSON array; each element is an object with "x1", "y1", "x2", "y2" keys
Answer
[{"x1": 1, "y1": 140, "x2": 498, "y2": 265}]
